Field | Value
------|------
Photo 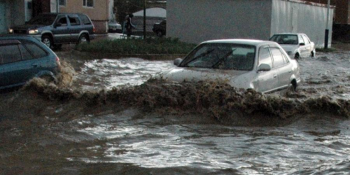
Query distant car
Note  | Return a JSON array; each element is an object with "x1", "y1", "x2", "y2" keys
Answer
[
  {"x1": 152, "y1": 20, "x2": 166, "y2": 37},
  {"x1": 269, "y1": 33, "x2": 316, "y2": 59},
  {"x1": 8, "y1": 13, "x2": 95, "y2": 49},
  {"x1": 108, "y1": 20, "x2": 122, "y2": 33},
  {"x1": 0, "y1": 36, "x2": 60, "y2": 90},
  {"x1": 161, "y1": 39, "x2": 301, "y2": 93}
]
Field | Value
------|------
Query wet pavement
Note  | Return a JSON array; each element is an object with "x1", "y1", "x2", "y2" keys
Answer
[{"x1": 1, "y1": 43, "x2": 350, "y2": 175}]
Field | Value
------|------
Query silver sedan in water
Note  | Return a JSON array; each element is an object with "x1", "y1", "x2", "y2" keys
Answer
[
  {"x1": 269, "y1": 33, "x2": 316, "y2": 59},
  {"x1": 161, "y1": 39, "x2": 301, "y2": 93}
]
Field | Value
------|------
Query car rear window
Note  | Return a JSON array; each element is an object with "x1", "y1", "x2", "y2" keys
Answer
[
  {"x1": 19, "y1": 45, "x2": 34, "y2": 60},
  {"x1": 78, "y1": 14, "x2": 92, "y2": 25},
  {"x1": 259, "y1": 47, "x2": 272, "y2": 67},
  {"x1": 270, "y1": 35, "x2": 298, "y2": 45},
  {"x1": 0, "y1": 44, "x2": 22, "y2": 64},
  {"x1": 69, "y1": 16, "x2": 81, "y2": 26},
  {"x1": 21, "y1": 40, "x2": 48, "y2": 59},
  {"x1": 270, "y1": 48, "x2": 287, "y2": 68}
]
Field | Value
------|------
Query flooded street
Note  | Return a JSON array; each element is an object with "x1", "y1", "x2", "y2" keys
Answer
[
  {"x1": 1, "y1": 48, "x2": 350, "y2": 174},
  {"x1": 73, "y1": 58, "x2": 174, "y2": 91}
]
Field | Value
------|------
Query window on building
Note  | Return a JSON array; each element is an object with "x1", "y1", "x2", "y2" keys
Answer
[
  {"x1": 83, "y1": 0, "x2": 94, "y2": 7},
  {"x1": 59, "y1": 0, "x2": 66, "y2": 6}
]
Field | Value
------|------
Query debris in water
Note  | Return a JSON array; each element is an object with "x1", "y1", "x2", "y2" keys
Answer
[{"x1": 22, "y1": 77, "x2": 350, "y2": 123}]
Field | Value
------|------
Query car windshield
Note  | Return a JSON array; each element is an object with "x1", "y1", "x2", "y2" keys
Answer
[
  {"x1": 27, "y1": 14, "x2": 57, "y2": 25},
  {"x1": 181, "y1": 43, "x2": 256, "y2": 71},
  {"x1": 270, "y1": 35, "x2": 298, "y2": 45}
]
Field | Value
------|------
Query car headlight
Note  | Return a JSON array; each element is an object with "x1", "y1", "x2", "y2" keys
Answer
[
  {"x1": 9, "y1": 28, "x2": 13, "y2": 33},
  {"x1": 28, "y1": 29, "x2": 39, "y2": 34}
]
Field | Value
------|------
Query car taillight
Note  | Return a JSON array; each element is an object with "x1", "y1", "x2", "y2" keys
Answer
[
  {"x1": 93, "y1": 26, "x2": 96, "y2": 33},
  {"x1": 56, "y1": 57, "x2": 61, "y2": 66}
]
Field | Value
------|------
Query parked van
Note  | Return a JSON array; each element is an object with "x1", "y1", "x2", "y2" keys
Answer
[{"x1": 9, "y1": 13, "x2": 95, "y2": 49}]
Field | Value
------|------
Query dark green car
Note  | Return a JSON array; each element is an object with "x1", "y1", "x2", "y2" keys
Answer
[{"x1": 0, "y1": 36, "x2": 60, "y2": 90}]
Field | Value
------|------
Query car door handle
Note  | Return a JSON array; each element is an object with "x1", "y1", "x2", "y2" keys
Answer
[
  {"x1": 273, "y1": 74, "x2": 277, "y2": 78},
  {"x1": 32, "y1": 64, "x2": 38, "y2": 67}
]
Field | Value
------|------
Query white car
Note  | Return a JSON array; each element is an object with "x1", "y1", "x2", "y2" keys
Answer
[
  {"x1": 108, "y1": 20, "x2": 122, "y2": 33},
  {"x1": 269, "y1": 33, "x2": 316, "y2": 59},
  {"x1": 161, "y1": 39, "x2": 301, "y2": 93}
]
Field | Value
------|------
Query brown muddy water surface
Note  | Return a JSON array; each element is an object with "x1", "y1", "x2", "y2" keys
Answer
[{"x1": 1, "y1": 49, "x2": 350, "y2": 175}]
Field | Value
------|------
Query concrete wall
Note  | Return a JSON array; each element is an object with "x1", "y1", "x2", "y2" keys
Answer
[
  {"x1": 271, "y1": 0, "x2": 334, "y2": 47},
  {"x1": 9, "y1": 0, "x2": 26, "y2": 27},
  {"x1": 59, "y1": 0, "x2": 110, "y2": 33},
  {"x1": 167, "y1": 0, "x2": 272, "y2": 44},
  {"x1": 302, "y1": 0, "x2": 349, "y2": 24},
  {"x1": 0, "y1": 0, "x2": 26, "y2": 34}
]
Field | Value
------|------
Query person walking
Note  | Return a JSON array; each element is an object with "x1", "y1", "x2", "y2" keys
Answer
[{"x1": 124, "y1": 14, "x2": 136, "y2": 38}]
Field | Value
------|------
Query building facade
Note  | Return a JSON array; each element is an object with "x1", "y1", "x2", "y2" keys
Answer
[
  {"x1": 167, "y1": 0, "x2": 334, "y2": 48},
  {"x1": 59, "y1": 0, "x2": 113, "y2": 33},
  {"x1": 0, "y1": 0, "x2": 32, "y2": 34}
]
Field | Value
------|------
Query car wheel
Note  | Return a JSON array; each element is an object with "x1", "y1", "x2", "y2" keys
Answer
[
  {"x1": 311, "y1": 50, "x2": 315, "y2": 57},
  {"x1": 156, "y1": 31, "x2": 163, "y2": 37},
  {"x1": 42, "y1": 35, "x2": 53, "y2": 48},
  {"x1": 40, "y1": 75, "x2": 55, "y2": 84},
  {"x1": 294, "y1": 53, "x2": 300, "y2": 59},
  {"x1": 78, "y1": 34, "x2": 89, "y2": 44},
  {"x1": 291, "y1": 80, "x2": 297, "y2": 91}
]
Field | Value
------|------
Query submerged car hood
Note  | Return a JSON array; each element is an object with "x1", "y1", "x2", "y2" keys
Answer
[{"x1": 161, "y1": 67, "x2": 248, "y2": 84}]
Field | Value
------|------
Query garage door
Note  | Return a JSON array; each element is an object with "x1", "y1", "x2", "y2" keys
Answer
[{"x1": 0, "y1": 1, "x2": 6, "y2": 34}]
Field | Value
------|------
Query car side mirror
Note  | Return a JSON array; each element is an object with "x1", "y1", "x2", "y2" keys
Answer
[
  {"x1": 174, "y1": 58, "x2": 183, "y2": 66},
  {"x1": 300, "y1": 43, "x2": 305, "y2": 46},
  {"x1": 258, "y1": 63, "x2": 271, "y2": 72}
]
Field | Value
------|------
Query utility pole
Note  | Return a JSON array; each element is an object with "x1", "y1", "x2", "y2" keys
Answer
[
  {"x1": 324, "y1": 0, "x2": 330, "y2": 49},
  {"x1": 143, "y1": 0, "x2": 146, "y2": 39}
]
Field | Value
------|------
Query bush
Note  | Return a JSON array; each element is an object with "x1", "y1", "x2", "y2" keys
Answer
[{"x1": 76, "y1": 37, "x2": 196, "y2": 55}]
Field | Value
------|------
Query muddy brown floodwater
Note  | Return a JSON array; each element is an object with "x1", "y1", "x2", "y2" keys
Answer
[{"x1": 1, "y1": 46, "x2": 350, "y2": 175}]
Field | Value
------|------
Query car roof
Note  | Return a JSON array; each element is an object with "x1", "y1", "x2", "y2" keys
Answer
[
  {"x1": 201, "y1": 39, "x2": 276, "y2": 47},
  {"x1": 0, "y1": 35, "x2": 39, "y2": 44},
  {"x1": 38, "y1": 13, "x2": 88, "y2": 16},
  {"x1": 0, "y1": 35, "x2": 36, "y2": 40},
  {"x1": 0, "y1": 40, "x2": 21, "y2": 45}
]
